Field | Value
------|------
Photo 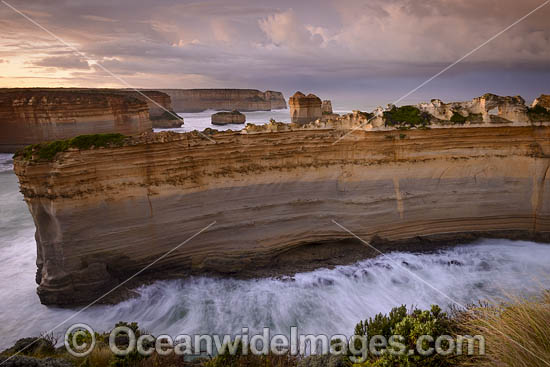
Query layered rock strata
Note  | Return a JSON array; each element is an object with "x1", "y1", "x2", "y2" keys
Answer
[
  {"x1": 289, "y1": 92, "x2": 322, "y2": 124},
  {"x1": 0, "y1": 89, "x2": 151, "y2": 153},
  {"x1": 211, "y1": 110, "x2": 246, "y2": 125},
  {"x1": 14, "y1": 119, "x2": 550, "y2": 305},
  {"x1": 157, "y1": 89, "x2": 286, "y2": 112}
]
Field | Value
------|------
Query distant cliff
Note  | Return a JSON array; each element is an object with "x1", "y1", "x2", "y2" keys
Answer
[
  {"x1": 156, "y1": 89, "x2": 287, "y2": 112},
  {"x1": 0, "y1": 89, "x2": 152, "y2": 152}
]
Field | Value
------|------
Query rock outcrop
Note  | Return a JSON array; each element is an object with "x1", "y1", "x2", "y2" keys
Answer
[
  {"x1": 211, "y1": 110, "x2": 246, "y2": 125},
  {"x1": 533, "y1": 95, "x2": 550, "y2": 110},
  {"x1": 0, "y1": 89, "x2": 151, "y2": 153},
  {"x1": 418, "y1": 93, "x2": 529, "y2": 123},
  {"x1": 289, "y1": 92, "x2": 322, "y2": 124},
  {"x1": 14, "y1": 118, "x2": 550, "y2": 305},
  {"x1": 321, "y1": 100, "x2": 333, "y2": 114},
  {"x1": 156, "y1": 89, "x2": 286, "y2": 112}
]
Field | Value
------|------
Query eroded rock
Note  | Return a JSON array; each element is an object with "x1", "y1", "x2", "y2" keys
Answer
[
  {"x1": 289, "y1": 91, "x2": 322, "y2": 124},
  {"x1": 211, "y1": 110, "x2": 246, "y2": 125}
]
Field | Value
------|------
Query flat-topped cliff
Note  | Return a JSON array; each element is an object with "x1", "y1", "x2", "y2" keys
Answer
[
  {"x1": 14, "y1": 117, "x2": 550, "y2": 305},
  {"x1": 0, "y1": 89, "x2": 152, "y2": 152},
  {"x1": 156, "y1": 89, "x2": 286, "y2": 112}
]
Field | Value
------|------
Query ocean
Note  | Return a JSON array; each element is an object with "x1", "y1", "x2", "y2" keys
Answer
[{"x1": 1, "y1": 111, "x2": 549, "y2": 349}]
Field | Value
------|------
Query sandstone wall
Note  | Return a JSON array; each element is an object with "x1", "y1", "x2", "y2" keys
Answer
[
  {"x1": 157, "y1": 89, "x2": 286, "y2": 112},
  {"x1": 0, "y1": 89, "x2": 152, "y2": 152},
  {"x1": 14, "y1": 125, "x2": 550, "y2": 305}
]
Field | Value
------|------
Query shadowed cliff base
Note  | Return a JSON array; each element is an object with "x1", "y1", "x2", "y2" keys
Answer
[{"x1": 38, "y1": 231, "x2": 550, "y2": 307}]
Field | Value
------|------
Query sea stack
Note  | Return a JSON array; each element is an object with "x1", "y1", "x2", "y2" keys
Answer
[
  {"x1": 289, "y1": 92, "x2": 322, "y2": 124},
  {"x1": 211, "y1": 110, "x2": 246, "y2": 125},
  {"x1": 321, "y1": 100, "x2": 333, "y2": 114}
]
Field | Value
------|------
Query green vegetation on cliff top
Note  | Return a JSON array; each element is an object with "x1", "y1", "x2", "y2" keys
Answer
[
  {"x1": 14, "y1": 133, "x2": 127, "y2": 162},
  {"x1": 383, "y1": 105, "x2": 430, "y2": 129}
]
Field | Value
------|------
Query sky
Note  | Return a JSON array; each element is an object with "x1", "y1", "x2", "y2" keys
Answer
[{"x1": 0, "y1": 0, "x2": 549, "y2": 110}]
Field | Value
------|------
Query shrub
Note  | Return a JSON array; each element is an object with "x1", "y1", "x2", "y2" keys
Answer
[
  {"x1": 527, "y1": 105, "x2": 550, "y2": 121},
  {"x1": 450, "y1": 112, "x2": 467, "y2": 124},
  {"x1": 351, "y1": 305, "x2": 458, "y2": 367},
  {"x1": 383, "y1": 106, "x2": 430, "y2": 129}
]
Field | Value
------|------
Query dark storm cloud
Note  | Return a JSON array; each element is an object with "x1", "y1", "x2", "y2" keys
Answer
[{"x1": 0, "y1": 0, "x2": 549, "y2": 106}]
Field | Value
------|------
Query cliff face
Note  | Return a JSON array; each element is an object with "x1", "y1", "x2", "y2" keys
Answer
[
  {"x1": 264, "y1": 90, "x2": 287, "y2": 109},
  {"x1": 157, "y1": 89, "x2": 286, "y2": 112},
  {"x1": 14, "y1": 124, "x2": 550, "y2": 305},
  {"x1": 129, "y1": 91, "x2": 183, "y2": 128},
  {"x1": 0, "y1": 89, "x2": 152, "y2": 152}
]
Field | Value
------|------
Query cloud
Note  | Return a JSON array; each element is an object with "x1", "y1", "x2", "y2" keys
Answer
[
  {"x1": 258, "y1": 9, "x2": 327, "y2": 50},
  {"x1": 32, "y1": 55, "x2": 90, "y2": 70},
  {"x1": 0, "y1": 0, "x2": 548, "y2": 105}
]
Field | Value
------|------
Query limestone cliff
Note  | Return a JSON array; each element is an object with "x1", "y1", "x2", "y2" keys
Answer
[
  {"x1": 14, "y1": 121, "x2": 550, "y2": 305},
  {"x1": 0, "y1": 89, "x2": 152, "y2": 152},
  {"x1": 156, "y1": 89, "x2": 286, "y2": 112}
]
